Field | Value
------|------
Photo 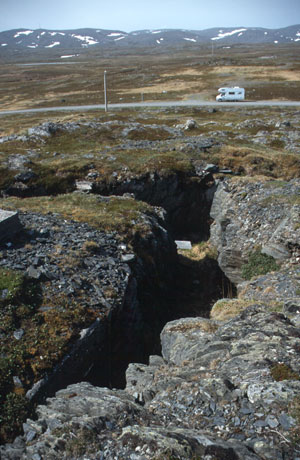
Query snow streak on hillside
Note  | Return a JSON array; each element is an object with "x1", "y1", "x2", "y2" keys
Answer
[{"x1": 0, "y1": 25, "x2": 299, "y2": 52}]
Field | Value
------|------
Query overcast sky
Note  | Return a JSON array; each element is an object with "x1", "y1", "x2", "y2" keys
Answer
[{"x1": 0, "y1": 0, "x2": 299, "y2": 32}]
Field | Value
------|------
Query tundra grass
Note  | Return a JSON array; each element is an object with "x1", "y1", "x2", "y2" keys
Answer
[
  {"x1": 0, "y1": 107, "x2": 299, "y2": 193},
  {"x1": 0, "y1": 44, "x2": 299, "y2": 109}
]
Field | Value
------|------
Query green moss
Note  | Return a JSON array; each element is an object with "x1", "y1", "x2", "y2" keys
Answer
[
  {"x1": 0, "y1": 357, "x2": 14, "y2": 398},
  {"x1": 268, "y1": 301, "x2": 284, "y2": 312},
  {"x1": 64, "y1": 427, "x2": 100, "y2": 457},
  {"x1": 264, "y1": 180, "x2": 288, "y2": 188},
  {"x1": 0, "y1": 271, "x2": 99, "y2": 442},
  {"x1": 30, "y1": 164, "x2": 79, "y2": 195},
  {"x1": 0, "y1": 168, "x2": 16, "y2": 190},
  {"x1": 241, "y1": 250, "x2": 279, "y2": 280},
  {"x1": 290, "y1": 396, "x2": 300, "y2": 447},
  {"x1": 0, "y1": 393, "x2": 33, "y2": 443},
  {"x1": 0, "y1": 268, "x2": 24, "y2": 301},
  {"x1": 269, "y1": 139, "x2": 285, "y2": 149},
  {"x1": 262, "y1": 194, "x2": 300, "y2": 207},
  {"x1": 270, "y1": 363, "x2": 300, "y2": 381}
]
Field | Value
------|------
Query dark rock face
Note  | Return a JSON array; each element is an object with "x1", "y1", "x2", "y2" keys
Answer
[
  {"x1": 94, "y1": 171, "x2": 216, "y2": 242},
  {"x1": 2, "y1": 305, "x2": 299, "y2": 459}
]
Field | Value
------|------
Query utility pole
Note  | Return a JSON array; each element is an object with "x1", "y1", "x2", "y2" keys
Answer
[
  {"x1": 104, "y1": 70, "x2": 108, "y2": 112},
  {"x1": 211, "y1": 40, "x2": 214, "y2": 58}
]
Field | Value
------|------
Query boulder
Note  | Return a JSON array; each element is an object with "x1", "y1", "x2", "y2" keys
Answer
[{"x1": 0, "y1": 209, "x2": 23, "y2": 243}]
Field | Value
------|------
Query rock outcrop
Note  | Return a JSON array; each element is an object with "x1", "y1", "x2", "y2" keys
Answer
[
  {"x1": 210, "y1": 177, "x2": 300, "y2": 285},
  {"x1": 1, "y1": 304, "x2": 299, "y2": 459}
]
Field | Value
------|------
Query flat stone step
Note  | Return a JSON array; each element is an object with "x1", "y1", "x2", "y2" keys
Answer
[
  {"x1": 75, "y1": 180, "x2": 93, "y2": 192},
  {"x1": 175, "y1": 240, "x2": 192, "y2": 250}
]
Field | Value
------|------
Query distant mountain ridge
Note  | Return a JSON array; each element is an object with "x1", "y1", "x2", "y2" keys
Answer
[{"x1": 0, "y1": 25, "x2": 299, "y2": 53}]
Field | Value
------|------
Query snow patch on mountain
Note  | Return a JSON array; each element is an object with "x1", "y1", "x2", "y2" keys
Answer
[
  {"x1": 1, "y1": 25, "x2": 299, "y2": 53},
  {"x1": 71, "y1": 34, "x2": 99, "y2": 45},
  {"x1": 211, "y1": 28, "x2": 247, "y2": 40},
  {"x1": 45, "y1": 42, "x2": 60, "y2": 48},
  {"x1": 14, "y1": 30, "x2": 34, "y2": 38}
]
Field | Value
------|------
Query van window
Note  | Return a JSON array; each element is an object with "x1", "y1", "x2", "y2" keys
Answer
[{"x1": 229, "y1": 92, "x2": 235, "y2": 95}]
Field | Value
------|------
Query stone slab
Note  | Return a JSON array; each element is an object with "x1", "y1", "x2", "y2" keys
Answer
[
  {"x1": 175, "y1": 240, "x2": 192, "y2": 250},
  {"x1": 75, "y1": 180, "x2": 93, "y2": 192},
  {"x1": 0, "y1": 209, "x2": 22, "y2": 243}
]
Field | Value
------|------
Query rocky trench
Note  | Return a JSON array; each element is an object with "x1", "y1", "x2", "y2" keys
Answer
[
  {"x1": 0, "y1": 168, "x2": 230, "y2": 407},
  {"x1": 1, "y1": 169, "x2": 300, "y2": 459},
  {"x1": 87, "y1": 170, "x2": 231, "y2": 389},
  {"x1": 1, "y1": 115, "x2": 299, "y2": 458}
]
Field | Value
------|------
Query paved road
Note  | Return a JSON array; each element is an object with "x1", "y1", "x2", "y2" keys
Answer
[{"x1": 1, "y1": 100, "x2": 300, "y2": 116}]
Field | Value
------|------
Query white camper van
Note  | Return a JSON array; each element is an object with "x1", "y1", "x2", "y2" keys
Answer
[{"x1": 216, "y1": 87, "x2": 245, "y2": 102}]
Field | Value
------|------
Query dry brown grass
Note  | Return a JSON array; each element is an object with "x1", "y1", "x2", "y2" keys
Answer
[
  {"x1": 166, "y1": 318, "x2": 219, "y2": 334},
  {"x1": 118, "y1": 80, "x2": 201, "y2": 95},
  {"x1": 178, "y1": 242, "x2": 218, "y2": 261},
  {"x1": 212, "y1": 65, "x2": 300, "y2": 82},
  {"x1": 210, "y1": 298, "x2": 256, "y2": 321},
  {"x1": 0, "y1": 193, "x2": 154, "y2": 241},
  {"x1": 211, "y1": 145, "x2": 300, "y2": 179}
]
